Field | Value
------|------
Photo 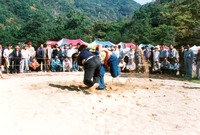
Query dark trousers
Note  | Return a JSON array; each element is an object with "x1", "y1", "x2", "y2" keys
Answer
[
  {"x1": 37, "y1": 58, "x2": 44, "y2": 71},
  {"x1": 83, "y1": 56, "x2": 101, "y2": 87},
  {"x1": 13, "y1": 59, "x2": 21, "y2": 73}
]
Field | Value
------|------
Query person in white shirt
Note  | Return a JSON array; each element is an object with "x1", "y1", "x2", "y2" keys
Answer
[
  {"x1": 63, "y1": 57, "x2": 72, "y2": 72},
  {"x1": 27, "y1": 41, "x2": 36, "y2": 62},
  {"x1": 127, "y1": 45, "x2": 135, "y2": 62},
  {"x1": 118, "y1": 58, "x2": 126, "y2": 72},
  {"x1": 21, "y1": 45, "x2": 30, "y2": 73},
  {"x1": 153, "y1": 47, "x2": 160, "y2": 64},
  {"x1": 152, "y1": 61, "x2": 161, "y2": 74},
  {"x1": 66, "y1": 43, "x2": 75, "y2": 63},
  {"x1": 126, "y1": 58, "x2": 136, "y2": 72},
  {"x1": 168, "y1": 44, "x2": 179, "y2": 63},
  {"x1": 3, "y1": 44, "x2": 13, "y2": 73},
  {"x1": 112, "y1": 45, "x2": 119, "y2": 58}
]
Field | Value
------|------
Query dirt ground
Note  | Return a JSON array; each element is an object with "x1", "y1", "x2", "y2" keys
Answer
[{"x1": 0, "y1": 72, "x2": 200, "y2": 135}]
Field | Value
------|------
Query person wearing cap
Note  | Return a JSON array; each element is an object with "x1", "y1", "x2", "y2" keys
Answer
[
  {"x1": 77, "y1": 45, "x2": 101, "y2": 92},
  {"x1": 3, "y1": 44, "x2": 13, "y2": 73},
  {"x1": 51, "y1": 56, "x2": 62, "y2": 72},
  {"x1": 12, "y1": 46, "x2": 22, "y2": 73}
]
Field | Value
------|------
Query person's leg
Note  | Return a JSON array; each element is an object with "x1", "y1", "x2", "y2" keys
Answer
[
  {"x1": 108, "y1": 54, "x2": 120, "y2": 77},
  {"x1": 25, "y1": 58, "x2": 29, "y2": 72},
  {"x1": 188, "y1": 61, "x2": 193, "y2": 78},
  {"x1": 98, "y1": 64, "x2": 106, "y2": 89},
  {"x1": 196, "y1": 62, "x2": 200, "y2": 79},
  {"x1": 184, "y1": 61, "x2": 188, "y2": 77}
]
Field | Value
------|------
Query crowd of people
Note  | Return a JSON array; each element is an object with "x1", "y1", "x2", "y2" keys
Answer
[
  {"x1": 0, "y1": 42, "x2": 200, "y2": 80},
  {"x1": 0, "y1": 42, "x2": 81, "y2": 75}
]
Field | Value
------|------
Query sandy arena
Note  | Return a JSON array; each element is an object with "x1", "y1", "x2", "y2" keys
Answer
[{"x1": 0, "y1": 72, "x2": 200, "y2": 135}]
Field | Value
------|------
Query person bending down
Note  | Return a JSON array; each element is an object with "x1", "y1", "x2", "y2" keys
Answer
[
  {"x1": 77, "y1": 45, "x2": 101, "y2": 92},
  {"x1": 29, "y1": 57, "x2": 40, "y2": 72}
]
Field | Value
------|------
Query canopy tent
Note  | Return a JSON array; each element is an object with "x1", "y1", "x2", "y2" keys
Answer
[
  {"x1": 154, "y1": 45, "x2": 169, "y2": 50},
  {"x1": 117, "y1": 42, "x2": 135, "y2": 49},
  {"x1": 46, "y1": 40, "x2": 58, "y2": 47},
  {"x1": 190, "y1": 45, "x2": 200, "y2": 54},
  {"x1": 57, "y1": 38, "x2": 90, "y2": 47},
  {"x1": 139, "y1": 44, "x2": 154, "y2": 50},
  {"x1": 90, "y1": 40, "x2": 115, "y2": 48}
]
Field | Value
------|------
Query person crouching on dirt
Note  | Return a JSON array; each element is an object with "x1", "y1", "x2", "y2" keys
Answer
[
  {"x1": 96, "y1": 44, "x2": 120, "y2": 90},
  {"x1": 77, "y1": 45, "x2": 101, "y2": 92}
]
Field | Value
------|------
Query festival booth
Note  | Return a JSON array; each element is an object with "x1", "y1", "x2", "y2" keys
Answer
[
  {"x1": 154, "y1": 45, "x2": 169, "y2": 50},
  {"x1": 190, "y1": 45, "x2": 200, "y2": 54},
  {"x1": 117, "y1": 42, "x2": 135, "y2": 49},
  {"x1": 139, "y1": 44, "x2": 154, "y2": 50},
  {"x1": 90, "y1": 40, "x2": 115, "y2": 48},
  {"x1": 46, "y1": 40, "x2": 58, "y2": 47},
  {"x1": 57, "y1": 38, "x2": 90, "y2": 47}
]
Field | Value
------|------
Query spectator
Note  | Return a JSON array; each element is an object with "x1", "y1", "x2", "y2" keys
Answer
[
  {"x1": 51, "y1": 56, "x2": 62, "y2": 72},
  {"x1": 127, "y1": 45, "x2": 135, "y2": 62},
  {"x1": 118, "y1": 58, "x2": 126, "y2": 72},
  {"x1": 27, "y1": 41, "x2": 36, "y2": 63},
  {"x1": 0, "y1": 44, "x2": 3, "y2": 71},
  {"x1": 21, "y1": 45, "x2": 30, "y2": 73},
  {"x1": 36, "y1": 44, "x2": 44, "y2": 71},
  {"x1": 66, "y1": 43, "x2": 75, "y2": 64},
  {"x1": 3, "y1": 44, "x2": 13, "y2": 73},
  {"x1": 72, "y1": 52, "x2": 80, "y2": 72},
  {"x1": 112, "y1": 45, "x2": 119, "y2": 58},
  {"x1": 161, "y1": 58, "x2": 170, "y2": 74},
  {"x1": 178, "y1": 45, "x2": 185, "y2": 77},
  {"x1": 63, "y1": 57, "x2": 72, "y2": 72},
  {"x1": 52, "y1": 44, "x2": 59, "y2": 59},
  {"x1": 168, "y1": 44, "x2": 179, "y2": 63},
  {"x1": 152, "y1": 61, "x2": 161, "y2": 74},
  {"x1": 184, "y1": 45, "x2": 194, "y2": 78},
  {"x1": 29, "y1": 57, "x2": 40, "y2": 72},
  {"x1": 196, "y1": 49, "x2": 200, "y2": 79},
  {"x1": 169, "y1": 60, "x2": 179, "y2": 76},
  {"x1": 12, "y1": 46, "x2": 22, "y2": 73},
  {"x1": 159, "y1": 44, "x2": 168, "y2": 62},
  {"x1": 42, "y1": 43, "x2": 52, "y2": 72},
  {"x1": 153, "y1": 47, "x2": 160, "y2": 64},
  {"x1": 126, "y1": 58, "x2": 136, "y2": 73},
  {"x1": 144, "y1": 45, "x2": 151, "y2": 62}
]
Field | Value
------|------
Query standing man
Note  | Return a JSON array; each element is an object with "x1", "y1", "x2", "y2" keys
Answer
[
  {"x1": 3, "y1": 44, "x2": 13, "y2": 73},
  {"x1": 184, "y1": 45, "x2": 194, "y2": 78},
  {"x1": 12, "y1": 46, "x2": 22, "y2": 73},
  {"x1": 144, "y1": 45, "x2": 151, "y2": 62},
  {"x1": 27, "y1": 41, "x2": 36, "y2": 63},
  {"x1": 36, "y1": 44, "x2": 44, "y2": 71},
  {"x1": 21, "y1": 45, "x2": 30, "y2": 73},
  {"x1": 42, "y1": 43, "x2": 52, "y2": 72},
  {"x1": 159, "y1": 44, "x2": 168, "y2": 63},
  {"x1": 178, "y1": 45, "x2": 185, "y2": 77}
]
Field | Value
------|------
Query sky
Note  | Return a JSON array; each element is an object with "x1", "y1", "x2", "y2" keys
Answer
[{"x1": 134, "y1": 0, "x2": 153, "y2": 5}]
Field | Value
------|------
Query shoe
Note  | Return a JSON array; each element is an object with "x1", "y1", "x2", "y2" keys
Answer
[
  {"x1": 89, "y1": 83, "x2": 99, "y2": 92},
  {"x1": 96, "y1": 87, "x2": 105, "y2": 90}
]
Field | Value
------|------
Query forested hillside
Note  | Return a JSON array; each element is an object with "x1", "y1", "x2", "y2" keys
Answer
[{"x1": 0, "y1": 0, "x2": 199, "y2": 47}]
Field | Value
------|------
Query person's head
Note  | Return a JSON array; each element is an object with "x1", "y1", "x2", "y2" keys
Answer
[
  {"x1": 160, "y1": 45, "x2": 164, "y2": 50},
  {"x1": 197, "y1": 49, "x2": 200, "y2": 55},
  {"x1": 145, "y1": 45, "x2": 148, "y2": 50},
  {"x1": 7, "y1": 44, "x2": 11, "y2": 50},
  {"x1": 23, "y1": 45, "x2": 27, "y2": 50},
  {"x1": 105, "y1": 45, "x2": 108, "y2": 48},
  {"x1": 40, "y1": 44, "x2": 43, "y2": 48},
  {"x1": 54, "y1": 44, "x2": 58, "y2": 48},
  {"x1": 164, "y1": 57, "x2": 168, "y2": 62},
  {"x1": 169, "y1": 44, "x2": 173, "y2": 50},
  {"x1": 120, "y1": 59, "x2": 124, "y2": 63},
  {"x1": 154, "y1": 47, "x2": 158, "y2": 51},
  {"x1": 155, "y1": 61, "x2": 159, "y2": 65},
  {"x1": 186, "y1": 44, "x2": 190, "y2": 50},
  {"x1": 64, "y1": 44, "x2": 67, "y2": 49},
  {"x1": 130, "y1": 45, "x2": 134, "y2": 50},
  {"x1": 180, "y1": 45, "x2": 184, "y2": 50},
  {"x1": 55, "y1": 56, "x2": 59, "y2": 60},
  {"x1": 129, "y1": 58, "x2": 134, "y2": 64},
  {"x1": 27, "y1": 41, "x2": 32, "y2": 46},
  {"x1": 124, "y1": 44, "x2": 127, "y2": 48},
  {"x1": 64, "y1": 57, "x2": 69, "y2": 61},
  {"x1": 135, "y1": 44, "x2": 139, "y2": 49},
  {"x1": 15, "y1": 46, "x2": 20, "y2": 51},
  {"x1": 69, "y1": 43, "x2": 73, "y2": 49},
  {"x1": 78, "y1": 44, "x2": 87, "y2": 52},
  {"x1": 76, "y1": 43, "x2": 81, "y2": 49},
  {"x1": 32, "y1": 57, "x2": 37, "y2": 62}
]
